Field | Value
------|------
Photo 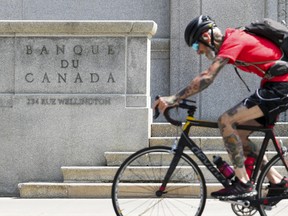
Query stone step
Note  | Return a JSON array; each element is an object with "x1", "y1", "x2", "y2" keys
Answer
[
  {"x1": 18, "y1": 182, "x2": 111, "y2": 198},
  {"x1": 62, "y1": 166, "x2": 227, "y2": 183},
  {"x1": 62, "y1": 166, "x2": 117, "y2": 183},
  {"x1": 104, "y1": 151, "x2": 277, "y2": 166},
  {"x1": 20, "y1": 160, "x2": 286, "y2": 198},
  {"x1": 62, "y1": 165, "x2": 286, "y2": 183},
  {"x1": 18, "y1": 123, "x2": 288, "y2": 199},
  {"x1": 18, "y1": 182, "x2": 223, "y2": 198},
  {"x1": 151, "y1": 123, "x2": 288, "y2": 137},
  {"x1": 149, "y1": 137, "x2": 288, "y2": 151}
]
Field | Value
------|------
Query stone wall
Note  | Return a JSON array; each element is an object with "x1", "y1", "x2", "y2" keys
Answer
[
  {"x1": 0, "y1": 21, "x2": 156, "y2": 195},
  {"x1": 0, "y1": 0, "x2": 288, "y2": 196},
  {"x1": 1, "y1": 0, "x2": 287, "y2": 120}
]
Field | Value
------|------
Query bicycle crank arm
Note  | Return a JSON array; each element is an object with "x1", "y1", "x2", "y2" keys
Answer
[
  {"x1": 261, "y1": 194, "x2": 288, "y2": 205},
  {"x1": 226, "y1": 194, "x2": 288, "y2": 208},
  {"x1": 220, "y1": 199, "x2": 251, "y2": 208}
]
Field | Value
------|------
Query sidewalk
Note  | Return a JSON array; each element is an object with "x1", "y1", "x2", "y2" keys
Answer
[
  {"x1": 0, "y1": 198, "x2": 257, "y2": 216},
  {"x1": 0, "y1": 198, "x2": 113, "y2": 216},
  {"x1": 4, "y1": 198, "x2": 288, "y2": 216}
]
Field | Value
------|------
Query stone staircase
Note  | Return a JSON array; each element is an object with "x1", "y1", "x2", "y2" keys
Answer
[{"x1": 18, "y1": 123, "x2": 288, "y2": 198}]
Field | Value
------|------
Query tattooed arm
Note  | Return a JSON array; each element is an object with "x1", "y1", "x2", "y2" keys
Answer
[
  {"x1": 154, "y1": 57, "x2": 229, "y2": 113},
  {"x1": 174, "y1": 57, "x2": 229, "y2": 101}
]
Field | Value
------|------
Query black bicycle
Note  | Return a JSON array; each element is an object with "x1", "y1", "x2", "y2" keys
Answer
[{"x1": 111, "y1": 99, "x2": 288, "y2": 216}]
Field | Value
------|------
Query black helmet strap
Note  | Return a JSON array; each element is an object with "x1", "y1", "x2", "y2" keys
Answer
[
  {"x1": 210, "y1": 27, "x2": 216, "y2": 51},
  {"x1": 199, "y1": 26, "x2": 217, "y2": 53}
]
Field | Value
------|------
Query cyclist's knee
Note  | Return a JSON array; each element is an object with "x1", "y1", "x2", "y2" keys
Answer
[
  {"x1": 218, "y1": 113, "x2": 225, "y2": 126},
  {"x1": 218, "y1": 113, "x2": 237, "y2": 129}
]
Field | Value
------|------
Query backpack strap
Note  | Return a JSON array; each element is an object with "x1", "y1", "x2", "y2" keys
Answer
[
  {"x1": 233, "y1": 66, "x2": 251, "y2": 92},
  {"x1": 235, "y1": 59, "x2": 274, "y2": 75}
]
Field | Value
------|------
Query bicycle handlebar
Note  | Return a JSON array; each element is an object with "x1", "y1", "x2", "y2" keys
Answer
[{"x1": 154, "y1": 96, "x2": 197, "y2": 126}]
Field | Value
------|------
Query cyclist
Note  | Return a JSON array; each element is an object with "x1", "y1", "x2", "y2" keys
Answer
[{"x1": 154, "y1": 15, "x2": 288, "y2": 199}]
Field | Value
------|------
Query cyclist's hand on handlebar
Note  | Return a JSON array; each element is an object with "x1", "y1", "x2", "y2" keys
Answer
[
  {"x1": 154, "y1": 96, "x2": 197, "y2": 126},
  {"x1": 153, "y1": 95, "x2": 178, "y2": 115}
]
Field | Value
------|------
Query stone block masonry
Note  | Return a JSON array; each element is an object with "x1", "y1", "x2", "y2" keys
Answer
[{"x1": 0, "y1": 20, "x2": 157, "y2": 195}]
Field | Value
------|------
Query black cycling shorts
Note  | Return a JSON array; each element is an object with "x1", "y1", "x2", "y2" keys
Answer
[{"x1": 243, "y1": 82, "x2": 288, "y2": 126}]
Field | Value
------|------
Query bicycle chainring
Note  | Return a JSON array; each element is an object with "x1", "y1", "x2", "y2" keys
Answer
[{"x1": 231, "y1": 204, "x2": 257, "y2": 216}]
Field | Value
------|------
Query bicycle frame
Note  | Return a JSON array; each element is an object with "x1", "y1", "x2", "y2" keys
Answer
[
  {"x1": 112, "y1": 97, "x2": 288, "y2": 216},
  {"x1": 159, "y1": 114, "x2": 288, "y2": 194}
]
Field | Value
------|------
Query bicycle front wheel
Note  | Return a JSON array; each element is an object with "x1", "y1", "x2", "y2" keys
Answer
[
  {"x1": 111, "y1": 146, "x2": 207, "y2": 216},
  {"x1": 256, "y1": 152, "x2": 288, "y2": 216}
]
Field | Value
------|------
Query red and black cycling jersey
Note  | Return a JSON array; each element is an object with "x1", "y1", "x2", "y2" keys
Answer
[{"x1": 217, "y1": 28, "x2": 288, "y2": 85}]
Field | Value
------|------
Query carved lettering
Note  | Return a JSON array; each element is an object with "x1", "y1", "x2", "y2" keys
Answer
[
  {"x1": 25, "y1": 73, "x2": 34, "y2": 83},
  {"x1": 107, "y1": 73, "x2": 115, "y2": 83},
  {"x1": 92, "y1": 45, "x2": 99, "y2": 54},
  {"x1": 27, "y1": 98, "x2": 39, "y2": 105},
  {"x1": 61, "y1": 60, "x2": 69, "y2": 68},
  {"x1": 40, "y1": 46, "x2": 49, "y2": 55},
  {"x1": 25, "y1": 73, "x2": 115, "y2": 84},
  {"x1": 74, "y1": 73, "x2": 83, "y2": 83},
  {"x1": 73, "y1": 45, "x2": 83, "y2": 55},
  {"x1": 108, "y1": 45, "x2": 115, "y2": 55},
  {"x1": 26, "y1": 45, "x2": 33, "y2": 55},
  {"x1": 42, "y1": 73, "x2": 51, "y2": 83},
  {"x1": 58, "y1": 73, "x2": 67, "y2": 83},
  {"x1": 23, "y1": 42, "x2": 120, "y2": 87},
  {"x1": 72, "y1": 60, "x2": 79, "y2": 68},
  {"x1": 90, "y1": 73, "x2": 99, "y2": 83},
  {"x1": 25, "y1": 44, "x2": 117, "y2": 56},
  {"x1": 41, "y1": 98, "x2": 56, "y2": 105},
  {"x1": 60, "y1": 60, "x2": 79, "y2": 69},
  {"x1": 27, "y1": 97, "x2": 111, "y2": 106},
  {"x1": 57, "y1": 45, "x2": 65, "y2": 55}
]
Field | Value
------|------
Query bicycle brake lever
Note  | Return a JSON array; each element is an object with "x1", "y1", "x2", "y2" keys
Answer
[
  {"x1": 153, "y1": 107, "x2": 160, "y2": 119},
  {"x1": 153, "y1": 95, "x2": 160, "y2": 119}
]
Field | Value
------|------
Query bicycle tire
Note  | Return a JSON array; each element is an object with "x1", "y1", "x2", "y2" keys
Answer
[
  {"x1": 111, "y1": 146, "x2": 207, "y2": 216},
  {"x1": 256, "y1": 153, "x2": 288, "y2": 216}
]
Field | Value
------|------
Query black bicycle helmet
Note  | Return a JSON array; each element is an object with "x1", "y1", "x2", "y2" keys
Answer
[{"x1": 184, "y1": 15, "x2": 216, "y2": 47}]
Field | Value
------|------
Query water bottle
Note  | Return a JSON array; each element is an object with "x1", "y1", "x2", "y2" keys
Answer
[
  {"x1": 213, "y1": 155, "x2": 235, "y2": 179},
  {"x1": 244, "y1": 156, "x2": 256, "y2": 178}
]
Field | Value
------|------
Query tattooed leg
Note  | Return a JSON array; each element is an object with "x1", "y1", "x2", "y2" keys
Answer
[
  {"x1": 242, "y1": 137, "x2": 259, "y2": 158},
  {"x1": 218, "y1": 103, "x2": 264, "y2": 183},
  {"x1": 223, "y1": 133, "x2": 245, "y2": 168},
  {"x1": 244, "y1": 138, "x2": 283, "y2": 183},
  {"x1": 240, "y1": 123, "x2": 283, "y2": 183}
]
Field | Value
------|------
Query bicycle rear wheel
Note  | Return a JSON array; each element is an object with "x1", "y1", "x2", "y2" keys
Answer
[
  {"x1": 256, "y1": 152, "x2": 288, "y2": 216},
  {"x1": 111, "y1": 146, "x2": 207, "y2": 216}
]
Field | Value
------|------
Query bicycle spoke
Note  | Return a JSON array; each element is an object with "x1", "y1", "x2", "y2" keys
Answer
[
  {"x1": 111, "y1": 146, "x2": 206, "y2": 216},
  {"x1": 162, "y1": 199, "x2": 188, "y2": 216}
]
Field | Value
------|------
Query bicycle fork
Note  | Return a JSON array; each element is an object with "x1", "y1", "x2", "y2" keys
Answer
[{"x1": 156, "y1": 140, "x2": 186, "y2": 197}]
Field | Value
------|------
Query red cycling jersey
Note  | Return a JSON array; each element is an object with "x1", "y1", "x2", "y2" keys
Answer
[{"x1": 217, "y1": 28, "x2": 288, "y2": 85}]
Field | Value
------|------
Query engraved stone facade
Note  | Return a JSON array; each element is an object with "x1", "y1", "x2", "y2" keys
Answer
[{"x1": 0, "y1": 0, "x2": 287, "y2": 196}]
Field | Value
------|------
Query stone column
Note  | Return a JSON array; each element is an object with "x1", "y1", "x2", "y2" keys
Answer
[
  {"x1": 170, "y1": 0, "x2": 201, "y2": 96},
  {"x1": 0, "y1": 21, "x2": 157, "y2": 195}
]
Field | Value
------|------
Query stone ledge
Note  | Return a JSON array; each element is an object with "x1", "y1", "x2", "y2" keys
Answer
[
  {"x1": 151, "y1": 38, "x2": 169, "y2": 51},
  {"x1": 104, "y1": 151, "x2": 277, "y2": 166},
  {"x1": 0, "y1": 20, "x2": 157, "y2": 36},
  {"x1": 18, "y1": 182, "x2": 223, "y2": 198}
]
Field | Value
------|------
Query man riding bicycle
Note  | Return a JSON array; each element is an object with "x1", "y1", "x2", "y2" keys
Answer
[{"x1": 154, "y1": 15, "x2": 288, "y2": 199}]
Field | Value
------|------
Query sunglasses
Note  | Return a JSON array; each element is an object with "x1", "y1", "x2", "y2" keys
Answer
[{"x1": 192, "y1": 41, "x2": 199, "y2": 51}]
